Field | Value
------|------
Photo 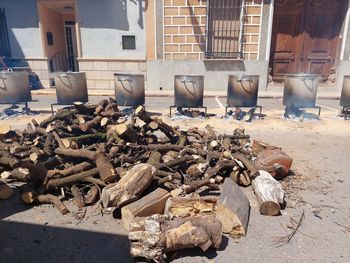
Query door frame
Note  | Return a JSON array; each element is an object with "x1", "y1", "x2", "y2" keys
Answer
[{"x1": 267, "y1": 0, "x2": 349, "y2": 85}]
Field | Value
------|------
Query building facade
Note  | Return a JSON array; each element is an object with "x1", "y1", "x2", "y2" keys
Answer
[{"x1": 1, "y1": 0, "x2": 350, "y2": 92}]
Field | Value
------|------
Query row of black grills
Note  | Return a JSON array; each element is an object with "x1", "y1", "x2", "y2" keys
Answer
[{"x1": 0, "y1": 71, "x2": 350, "y2": 119}]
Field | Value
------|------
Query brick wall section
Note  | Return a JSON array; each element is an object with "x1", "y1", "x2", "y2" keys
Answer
[
  {"x1": 163, "y1": 0, "x2": 207, "y2": 60},
  {"x1": 243, "y1": 0, "x2": 262, "y2": 60},
  {"x1": 163, "y1": 0, "x2": 262, "y2": 61},
  {"x1": 78, "y1": 60, "x2": 146, "y2": 89}
]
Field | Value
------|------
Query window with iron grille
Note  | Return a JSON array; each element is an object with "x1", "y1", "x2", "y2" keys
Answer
[
  {"x1": 206, "y1": 0, "x2": 244, "y2": 59},
  {"x1": 0, "y1": 8, "x2": 11, "y2": 57}
]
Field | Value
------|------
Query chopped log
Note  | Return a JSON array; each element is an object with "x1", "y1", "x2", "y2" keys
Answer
[
  {"x1": 80, "y1": 115, "x2": 103, "y2": 132},
  {"x1": 215, "y1": 179, "x2": 250, "y2": 237},
  {"x1": 71, "y1": 185, "x2": 85, "y2": 208},
  {"x1": 47, "y1": 162, "x2": 93, "y2": 178},
  {"x1": 85, "y1": 186, "x2": 99, "y2": 205},
  {"x1": 101, "y1": 163, "x2": 155, "y2": 208},
  {"x1": 232, "y1": 152, "x2": 259, "y2": 178},
  {"x1": 46, "y1": 168, "x2": 99, "y2": 189},
  {"x1": 0, "y1": 124, "x2": 11, "y2": 135},
  {"x1": 114, "y1": 124, "x2": 138, "y2": 143},
  {"x1": 251, "y1": 170, "x2": 285, "y2": 216},
  {"x1": 55, "y1": 148, "x2": 97, "y2": 160},
  {"x1": 95, "y1": 147, "x2": 117, "y2": 182},
  {"x1": 0, "y1": 182, "x2": 13, "y2": 200},
  {"x1": 121, "y1": 188, "x2": 170, "y2": 230},
  {"x1": 155, "y1": 155, "x2": 194, "y2": 170},
  {"x1": 164, "y1": 197, "x2": 217, "y2": 218},
  {"x1": 74, "y1": 101, "x2": 96, "y2": 115},
  {"x1": 183, "y1": 178, "x2": 217, "y2": 194},
  {"x1": 129, "y1": 214, "x2": 222, "y2": 262},
  {"x1": 230, "y1": 169, "x2": 251, "y2": 187},
  {"x1": 255, "y1": 148, "x2": 293, "y2": 178}
]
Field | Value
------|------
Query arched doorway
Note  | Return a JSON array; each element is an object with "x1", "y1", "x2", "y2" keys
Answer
[{"x1": 269, "y1": 0, "x2": 348, "y2": 82}]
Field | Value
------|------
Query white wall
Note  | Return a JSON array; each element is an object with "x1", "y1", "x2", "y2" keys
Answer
[
  {"x1": 76, "y1": 0, "x2": 146, "y2": 59},
  {"x1": 0, "y1": 0, "x2": 43, "y2": 58}
]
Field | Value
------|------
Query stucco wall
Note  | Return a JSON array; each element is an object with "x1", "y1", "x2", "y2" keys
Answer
[
  {"x1": 37, "y1": 4, "x2": 66, "y2": 60},
  {"x1": 0, "y1": 0, "x2": 43, "y2": 58},
  {"x1": 76, "y1": 0, "x2": 146, "y2": 59}
]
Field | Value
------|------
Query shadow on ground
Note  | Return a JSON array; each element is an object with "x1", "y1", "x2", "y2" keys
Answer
[{"x1": 0, "y1": 220, "x2": 133, "y2": 263}]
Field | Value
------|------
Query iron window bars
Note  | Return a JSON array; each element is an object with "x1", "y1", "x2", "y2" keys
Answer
[{"x1": 205, "y1": 0, "x2": 245, "y2": 59}]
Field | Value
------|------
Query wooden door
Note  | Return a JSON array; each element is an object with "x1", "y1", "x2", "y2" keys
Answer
[
  {"x1": 270, "y1": 0, "x2": 347, "y2": 80},
  {"x1": 302, "y1": 0, "x2": 345, "y2": 75}
]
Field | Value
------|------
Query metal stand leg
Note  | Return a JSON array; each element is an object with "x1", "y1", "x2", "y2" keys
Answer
[
  {"x1": 204, "y1": 106, "x2": 208, "y2": 119},
  {"x1": 23, "y1": 101, "x2": 29, "y2": 112},
  {"x1": 317, "y1": 106, "x2": 321, "y2": 119},
  {"x1": 344, "y1": 106, "x2": 350, "y2": 120},
  {"x1": 225, "y1": 106, "x2": 228, "y2": 117},
  {"x1": 256, "y1": 105, "x2": 263, "y2": 118},
  {"x1": 51, "y1": 104, "x2": 55, "y2": 115}
]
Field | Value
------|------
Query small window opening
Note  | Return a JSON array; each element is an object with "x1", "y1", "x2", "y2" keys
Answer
[{"x1": 122, "y1": 35, "x2": 136, "y2": 50}]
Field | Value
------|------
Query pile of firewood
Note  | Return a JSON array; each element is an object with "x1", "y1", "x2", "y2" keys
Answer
[{"x1": 0, "y1": 99, "x2": 293, "y2": 262}]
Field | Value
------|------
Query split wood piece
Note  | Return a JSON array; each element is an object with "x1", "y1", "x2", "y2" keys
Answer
[
  {"x1": 255, "y1": 148, "x2": 293, "y2": 178},
  {"x1": 230, "y1": 169, "x2": 251, "y2": 187},
  {"x1": 232, "y1": 152, "x2": 259, "y2": 178},
  {"x1": 46, "y1": 168, "x2": 99, "y2": 189},
  {"x1": 251, "y1": 170, "x2": 285, "y2": 216},
  {"x1": 71, "y1": 185, "x2": 85, "y2": 208},
  {"x1": 79, "y1": 115, "x2": 103, "y2": 132},
  {"x1": 164, "y1": 197, "x2": 217, "y2": 218},
  {"x1": 0, "y1": 182, "x2": 13, "y2": 200},
  {"x1": 252, "y1": 140, "x2": 281, "y2": 157},
  {"x1": 121, "y1": 188, "x2": 171, "y2": 230},
  {"x1": 102, "y1": 163, "x2": 155, "y2": 208},
  {"x1": 186, "y1": 163, "x2": 206, "y2": 178},
  {"x1": 85, "y1": 186, "x2": 99, "y2": 205},
  {"x1": 215, "y1": 179, "x2": 250, "y2": 237},
  {"x1": 7, "y1": 168, "x2": 30, "y2": 182},
  {"x1": 129, "y1": 214, "x2": 222, "y2": 262},
  {"x1": 43, "y1": 133, "x2": 54, "y2": 156}
]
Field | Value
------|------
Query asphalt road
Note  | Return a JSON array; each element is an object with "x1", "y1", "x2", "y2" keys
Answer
[{"x1": 0, "y1": 94, "x2": 342, "y2": 114}]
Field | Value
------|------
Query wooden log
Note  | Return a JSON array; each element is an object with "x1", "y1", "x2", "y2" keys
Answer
[
  {"x1": 121, "y1": 188, "x2": 170, "y2": 230},
  {"x1": 101, "y1": 163, "x2": 155, "y2": 208},
  {"x1": 215, "y1": 179, "x2": 250, "y2": 237},
  {"x1": 114, "y1": 123, "x2": 138, "y2": 143},
  {"x1": 85, "y1": 186, "x2": 99, "y2": 205},
  {"x1": 71, "y1": 185, "x2": 85, "y2": 208},
  {"x1": 36, "y1": 194, "x2": 69, "y2": 215},
  {"x1": 251, "y1": 170, "x2": 285, "y2": 216},
  {"x1": 55, "y1": 148, "x2": 97, "y2": 160},
  {"x1": 164, "y1": 197, "x2": 217, "y2": 218},
  {"x1": 79, "y1": 115, "x2": 103, "y2": 132},
  {"x1": 46, "y1": 168, "x2": 99, "y2": 189},
  {"x1": 255, "y1": 149, "x2": 293, "y2": 178},
  {"x1": 129, "y1": 214, "x2": 222, "y2": 262},
  {"x1": 47, "y1": 162, "x2": 94, "y2": 178},
  {"x1": 0, "y1": 182, "x2": 13, "y2": 200},
  {"x1": 95, "y1": 148, "x2": 117, "y2": 182}
]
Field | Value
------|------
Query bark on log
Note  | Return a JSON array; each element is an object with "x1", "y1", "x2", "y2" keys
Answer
[
  {"x1": 121, "y1": 188, "x2": 170, "y2": 230},
  {"x1": 215, "y1": 179, "x2": 250, "y2": 237},
  {"x1": 85, "y1": 186, "x2": 99, "y2": 205},
  {"x1": 71, "y1": 185, "x2": 85, "y2": 208},
  {"x1": 46, "y1": 168, "x2": 99, "y2": 189},
  {"x1": 0, "y1": 182, "x2": 13, "y2": 200},
  {"x1": 80, "y1": 116, "x2": 103, "y2": 132},
  {"x1": 251, "y1": 170, "x2": 285, "y2": 216},
  {"x1": 36, "y1": 194, "x2": 69, "y2": 215},
  {"x1": 96, "y1": 146, "x2": 117, "y2": 182},
  {"x1": 101, "y1": 163, "x2": 155, "y2": 208}
]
